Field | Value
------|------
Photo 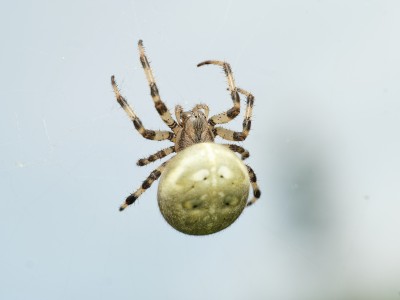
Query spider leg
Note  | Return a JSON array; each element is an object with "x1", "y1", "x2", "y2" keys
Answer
[
  {"x1": 222, "y1": 144, "x2": 250, "y2": 160},
  {"x1": 246, "y1": 165, "x2": 261, "y2": 206},
  {"x1": 175, "y1": 105, "x2": 183, "y2": 126},
  {"x1": 111, "y1": 76, "x2": 175, "y2": 141},
  {"x1": 192, "y1": 104, "x2": 209, "y2": 117},
  {"x1": 214, "y1": 87, "x2": 254, "y2": 141},
  {"x1": 197, "y1": 60, "x2": 240, "y2": 126},
  {"x1": 119, "y1": 160, "x2": 170, "y2": 211},
  {"x1": 138, "y1": 40, "x2": 179, "y2": 132},
  {"x1": 137, "y1": 146, "x2": 175, "y2": 166}
]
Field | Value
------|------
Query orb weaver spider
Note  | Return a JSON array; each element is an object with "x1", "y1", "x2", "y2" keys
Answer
[{"x1": 111, "y1": 40, "x2": 261, "y2": 212}]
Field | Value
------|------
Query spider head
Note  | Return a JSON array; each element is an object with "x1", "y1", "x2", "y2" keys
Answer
[
  {"x1": 183, "y1": 104, "x2": 209, "y2": 129},
  {"x1": 175, "y1": 104, "x2": 214, "y2": 147},
  {"x1": 176, "y1": 104, "x2": 209, "y2": 127}
]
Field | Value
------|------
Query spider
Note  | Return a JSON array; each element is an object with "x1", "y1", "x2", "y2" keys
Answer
[{"x1": 111, "y1": 40, "x2": 261, "y2": 212}]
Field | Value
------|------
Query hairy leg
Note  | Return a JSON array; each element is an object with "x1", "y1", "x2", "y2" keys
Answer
[
  {"x1": 111, "y1": 76, "x2": 174, "y2": 141},
  {"x1": 138, "y1": 40, "x2": 178, "y2": 132},
  {"x1": 197, "y1": 60, "x2": 240, "y2": 126},
  {"x1": 222, "y1": 144, "x2": 250, "y2": 160},
  {"x1": 119, "y1": 160, "x2": 169, "y2": 211},
  {"x1": 214, "y1": 87, "x2": 254, "y2": 141},
  {"x1": 137, "y1": 146, "x2": 175, "y2": 166},
  {"x1": 246, "y1": 164, "x2": 261, "y2": 206}
]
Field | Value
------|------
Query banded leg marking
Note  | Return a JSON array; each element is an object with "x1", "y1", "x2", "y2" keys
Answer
[
  {"x1": 223, "y1": 144, "x2": 250, "y2": 160},
  {"x1": 197, "y1": 60, "x2": 240, "y2": 126},
  {"x1": 138, "y1": 40, "x2": 178, "y2": 132},
  {"x1": 214, "y1": 87, "x2": 254, "y2": 141},
  {"x1": 111, "y1": 76, "x2": 174, "y2": 141},
  {"x1": 137, "y1": 146, "x2": 175, "y2": 166},
  {"x1": 246, "y1": 165, "x2": 261, "y2": 206},
  {"x1": 119, "y1": 160, "x2": 169, "y2": 211}
]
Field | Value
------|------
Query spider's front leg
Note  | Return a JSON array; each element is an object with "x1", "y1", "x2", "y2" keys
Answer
[
  {"x1": 119, "y1": 161, "x2": 169, "y2": 211},
  {"x1": 111, "y1": 76, "x2": 174, "y2": 142},
  {"x1": 138, "y1": 40, "x2": 179, "y2": 133},
  {"x1": 197, "y1": 60, "x2": 240, "y2": 126},
  {"x1": 214, "y1": 87, "x2": 254, "y2": 142}
]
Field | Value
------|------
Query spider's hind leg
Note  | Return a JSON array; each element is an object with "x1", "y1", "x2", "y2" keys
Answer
[
  {"x1": 119, "y1": 160, "x2": 169, "y2": 211},
  {"x1": 223, "y1": 144, "x2": 250, "y2": 160},
  {"x1": 137, "y1": 146, "x2": 175, "y2": 166},
  {"x1": 246, "y1": 164, "x2": 261, "y2": 206}
]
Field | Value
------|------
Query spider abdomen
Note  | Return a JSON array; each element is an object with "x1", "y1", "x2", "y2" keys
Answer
[{"x1": 157, "y1": 143, "x2": 250, "y2": 235}]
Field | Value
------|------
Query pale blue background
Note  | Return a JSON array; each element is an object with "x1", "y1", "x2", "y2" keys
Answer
[{"x1": 1, "y1": 1, "x2": 400, "y2": 299}]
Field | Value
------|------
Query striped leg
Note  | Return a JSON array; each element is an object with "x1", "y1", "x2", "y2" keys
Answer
[
  {"x1": 119, "y1": 161, "x2": 169, "y2": 211},
  {"x1": 246, "y1": 165, "x2": 261, "y2": 206},
  {"x1": 138, "y1": 40, "x2": 178, "y2": 132},
  {"x1": 137, "y1": 146, "x2": 175, "y2": 166},
  {"x1": 214, "y1": 87, "x2": 254, "y2": 141},
  {"x1": 223, "y1": 144, "x2": 250, "y2": 160},
  {"x1": 111, "y1": 76, "x2": 174, "y2": 141},
  {"x1": 197, "y1": 60, "x2": 240, "y2": 126}
]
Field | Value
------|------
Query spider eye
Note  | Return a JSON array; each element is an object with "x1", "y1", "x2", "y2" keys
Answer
[{"x1": 157, "y1": 143, "x2": 250, "y2": 235}]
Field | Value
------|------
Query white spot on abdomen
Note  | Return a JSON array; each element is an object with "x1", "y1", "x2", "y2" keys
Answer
[
  {"x1": 191, "y1": 169, "x2": 210, "y2": 181},
  {"x1": 218, "y1": 166, "x2": 233, "y2": 179}
]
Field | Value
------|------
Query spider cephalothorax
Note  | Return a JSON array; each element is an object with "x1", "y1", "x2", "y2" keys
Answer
[
  {"x1": 111, "y1": 40, "x2": 260, "y2": 212},
  {"x1": 175, "y1": 105, "x2": 214, "y2": 151}
]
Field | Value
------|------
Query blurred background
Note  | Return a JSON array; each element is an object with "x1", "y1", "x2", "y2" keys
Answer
[{"x1": 1, "y1": 1, "x2": 400, "y2": 299}]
